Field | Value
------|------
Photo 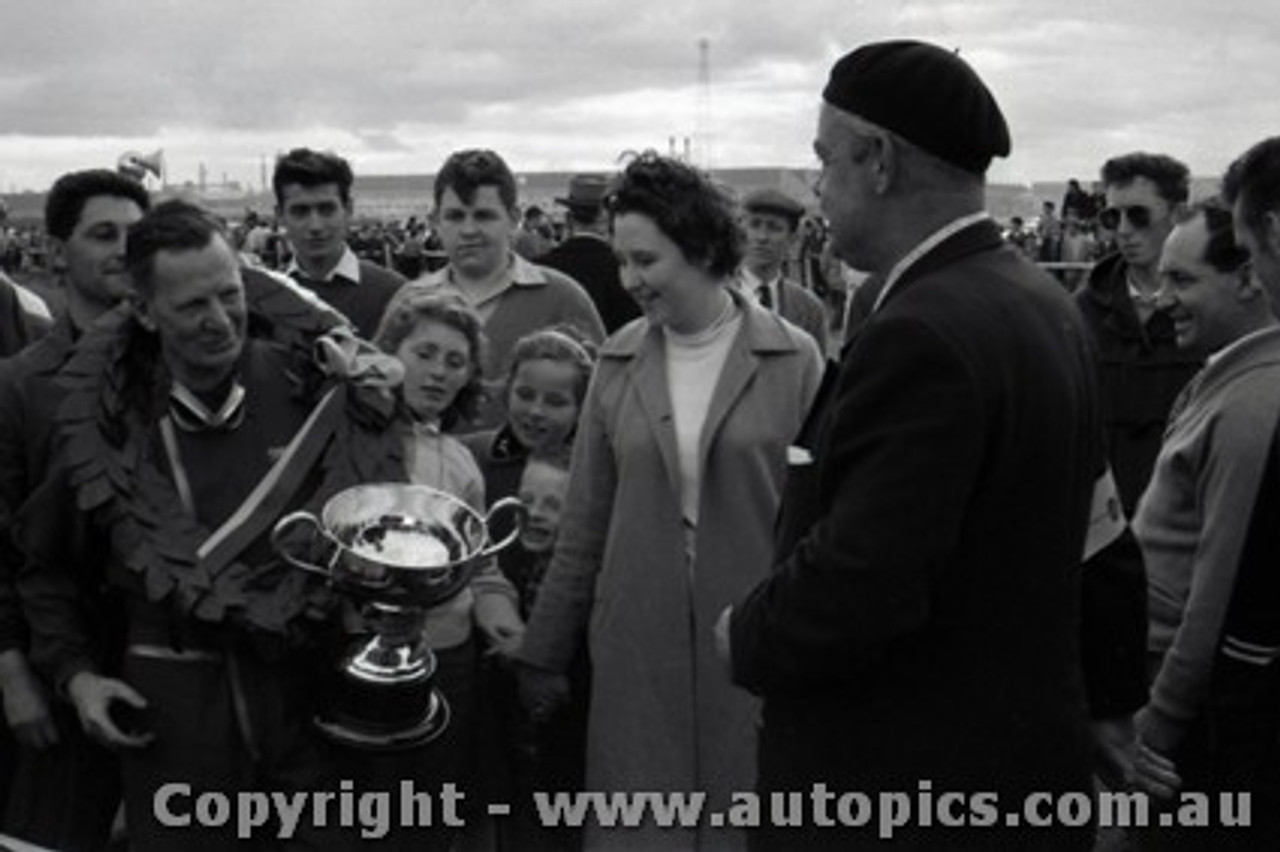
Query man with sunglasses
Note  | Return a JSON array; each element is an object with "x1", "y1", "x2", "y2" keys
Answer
[{"x1": 1073, "y1": 154, "x2": 1203, "y2": 785}]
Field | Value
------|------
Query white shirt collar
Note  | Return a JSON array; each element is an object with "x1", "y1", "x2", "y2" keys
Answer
[
  {"x1": 286, "y1": 245, "x2": 362, "y2": 284},
  {"x1": 871, "y1": 212, "x2": 991, "y2": 315},
  {"x1": 738, "y1": 266, "x2": 780, "y2": 307},
  {"x1": 415, "y1": 252, "x2": 551, "y2": 290}
]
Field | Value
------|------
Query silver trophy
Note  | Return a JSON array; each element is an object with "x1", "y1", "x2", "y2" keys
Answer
[{"x1": 272, "y1": 483, "x2": 523, "y2": 750}]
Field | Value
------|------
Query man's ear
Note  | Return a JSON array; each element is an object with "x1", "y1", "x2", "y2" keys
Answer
[
  {"x1": 1263, "y1": 210, "x2": 1280, "y2": 258},
  {"x1": 869, "y1": 132, "x2": 895, "y2": 195},
  {"x1": 47, "y1": 238, "x2": 67, "y2": 273}
]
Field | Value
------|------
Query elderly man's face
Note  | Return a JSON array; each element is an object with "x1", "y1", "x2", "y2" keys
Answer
[
  {"x1": 141, "y1": 234, "x2": 247, "y2": 391},
  {"x1": 1157, "y1": 214, "x2": 1251, "y2": 355},
  {"x1": 813, "y1": 104, "x2": 877, "y2": 271}
]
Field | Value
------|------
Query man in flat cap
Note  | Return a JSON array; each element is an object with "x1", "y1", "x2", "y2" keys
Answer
[
  {"x1": 538, "y1": 173, "x2": 640, "y2": 333},
  {"x1": 738, "y1": 188, "x2": 829, "y2": 354},
  {"x1": 726, "y1": 40, "x2": 1099, "y2": 850}
]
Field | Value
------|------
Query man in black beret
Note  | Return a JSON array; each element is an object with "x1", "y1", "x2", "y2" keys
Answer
[
  {"x1": 737, "y1": 188, "x2": 829, "y2": 354},
  {"x1": 726, "y1": 40, "x2": 1100, "y2": 850}
]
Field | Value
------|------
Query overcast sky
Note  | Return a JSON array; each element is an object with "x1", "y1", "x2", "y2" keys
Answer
[{"x1": 1, "y1": 0, "x2": 1275, "y2": 193}]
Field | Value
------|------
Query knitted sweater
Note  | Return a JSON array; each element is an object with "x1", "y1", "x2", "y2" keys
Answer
[{"x1": 1133, "y1": 324, "x2": 1280, "y2": 754}]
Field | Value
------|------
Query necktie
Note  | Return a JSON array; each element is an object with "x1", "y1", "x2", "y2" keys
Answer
[{"x1": 756, "y1": 284, "x2": 773, "y2": 309}]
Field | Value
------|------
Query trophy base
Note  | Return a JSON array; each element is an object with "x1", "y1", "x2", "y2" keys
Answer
[{"x1": 315, "y1": 690, "x2": 451, "y2": 751}]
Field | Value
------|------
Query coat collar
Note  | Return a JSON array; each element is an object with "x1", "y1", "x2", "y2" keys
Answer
[
  {"x1": 877, "y1": 218, "x2": 1006, "y2": 312},
  {"x1": 599, "y1": 287, "x2": 803, "y2": 360},
  {"x1": 601, "y1": 288, "x2": 803, "y2": 507}
]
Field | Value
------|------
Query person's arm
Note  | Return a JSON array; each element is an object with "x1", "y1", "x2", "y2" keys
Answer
[
  {"x1": 730, "y1": 316, "x2": 982, "y2": 693},
  {"x1": 1139, "y1": 398, "x2": 1278, "y2": 757}
]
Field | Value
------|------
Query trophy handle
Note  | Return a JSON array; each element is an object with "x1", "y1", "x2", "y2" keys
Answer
[
  {"x1": 272, "y1": 511, "x2": 338, "y2": 577},
  {"x1": 477, "y1": 496, "x2": 526, "y2": 558}
]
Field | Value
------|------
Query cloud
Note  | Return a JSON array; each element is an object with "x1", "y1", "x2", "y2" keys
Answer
[{"x1": 0, "y1": 0, "x2": 1277, "y2": 191}]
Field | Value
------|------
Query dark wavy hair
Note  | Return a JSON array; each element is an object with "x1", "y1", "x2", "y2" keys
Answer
[
  {"x1": 606, "y1": 152, "x2": 743, "y2": 278},
  {"x1": 433, "y1": 149, "x2": 518, "y2": 214},
  {"x1": 272, "y1": 148, "x2": 355, "y2": 207},
  {"x1": 45, "y1": 169, "x2": 150, "y2": 241},
  {"x1": 1223, "y1": 137, "x2": 1280, "y2": 234},
  {"x1": 1100, "y1": 152, "x2": 1190, "y2": 205},
  {"x1": 373, "y1": 291, "x2": 487, "y2": 429}
]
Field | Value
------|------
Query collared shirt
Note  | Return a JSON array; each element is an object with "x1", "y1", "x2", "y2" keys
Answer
[
  {"x1": 871, "y1": 211, "x2": 991, "y2": 315},
  {"x1": 415, "y1": 252, "x2": 555, "y2": 324},
  {"x1": 738, "y1": 266, "x2": 780, "y2": 310},
  {"x1": 285, "y1": 245, "x2": 363, "y2": 286}
]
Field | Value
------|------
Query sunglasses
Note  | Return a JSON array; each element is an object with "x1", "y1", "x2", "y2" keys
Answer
[{"x1": 1099, "y1": 205, "x2": 1154, "y2": 230}]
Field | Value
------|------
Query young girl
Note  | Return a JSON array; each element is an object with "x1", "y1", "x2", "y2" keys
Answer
[
  {"x1": 462, "y1": 325, "x2": 596, "y2": 513},
  {"x1": 345, "y1": 291, "x2": 522, "y2": 852}
]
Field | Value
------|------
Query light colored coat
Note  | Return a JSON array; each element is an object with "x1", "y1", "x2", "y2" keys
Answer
[{"x1": 520, "y1": 293, "x2": 821, "y2": 851}]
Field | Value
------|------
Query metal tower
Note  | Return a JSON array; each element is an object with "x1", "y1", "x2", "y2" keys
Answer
[{"x1": 696, "y1": 37, "x2": 712, "y2": 170}]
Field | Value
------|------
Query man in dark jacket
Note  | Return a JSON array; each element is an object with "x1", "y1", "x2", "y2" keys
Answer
[
  {"x1": 1073, "y1": 153, "x2": 1201, "y2": 785},
  {"x1": 726, "y1": 41, "x2": 1099, "y2": 851},
  {"x1": 537, "y1": 173, "x2": 640, "y2": 334},
  {"x1": 274, "y1": 147, "x2": 407, "y2": 337},
  {"x1": 0, "y1": 168, "x2": 149, "y2": 851}
]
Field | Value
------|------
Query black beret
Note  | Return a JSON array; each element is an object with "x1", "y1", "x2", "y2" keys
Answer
[
  {"x1": 742, "y1": 188, "x2": 805, "y2": 223},
  {"x1": 823, "y1": 40, "x2": 1011, "y2": 175}
]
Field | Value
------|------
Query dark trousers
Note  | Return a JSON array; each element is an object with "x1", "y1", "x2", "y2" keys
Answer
[
  {"x1": 2, "y1": 701, "x2": 120, "y2": 852},
  {"x1": 119, "y1": 648, "x2": 345, "y2": 852}
]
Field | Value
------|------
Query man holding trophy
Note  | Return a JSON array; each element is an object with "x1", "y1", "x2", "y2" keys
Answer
[{"x1": 16, "y1": 200, "x2": 517, "y2": 850}]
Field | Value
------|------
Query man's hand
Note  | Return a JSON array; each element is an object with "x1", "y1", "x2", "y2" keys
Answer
[
  {"x1": 0, "y1": 651, "x2": 59, "y2": 749},
  {"x1": 474, "y1": 593, "x2": 526, "y2": 659},
  {"x1": 65, "y1": 671, "x2": 153, "y2": 750},
  {"x1": 1129, "y1": 740, "x2": 1182, "y2": 802},
  {"x1": 1090, "y1": 715, "x2": 1137, "y2": 791},
  {"x1": 516, "y1": 663, "x2": 570, "y2": 724}
]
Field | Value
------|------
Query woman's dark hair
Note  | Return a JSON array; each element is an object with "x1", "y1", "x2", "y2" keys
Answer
[
  {"x1": 373, "y1": 291, "x2": 487, "y2": 429},
  {"x1": 607, "y1": 152, "x2": 743, "y2": 278}
]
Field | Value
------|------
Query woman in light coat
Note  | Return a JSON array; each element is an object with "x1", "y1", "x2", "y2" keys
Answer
[{"x1": 516, "y1": 153, "x2": 821, "y2": 852}]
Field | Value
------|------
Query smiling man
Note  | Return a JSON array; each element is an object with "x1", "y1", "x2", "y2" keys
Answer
[
  {"x1": 0, "y1": 168, "x2": 149, "y2": 851},
  {"x1": 15, "y1": 199, "x2": 404, "y2": 851},
  {"x1": 397, "y1": 149, "x2": 603, "y2": 430},
  {"x1": 1130, "y1": 200, "x2": 1280, "y2": 846},
  {"x1": 274, "y1": 147, "x2": 406, "y2": 337}
]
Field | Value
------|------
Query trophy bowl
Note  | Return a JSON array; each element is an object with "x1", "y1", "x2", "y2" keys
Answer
[{"x1": 272, "y1": 483, "x2": 523, "y2": 750}]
